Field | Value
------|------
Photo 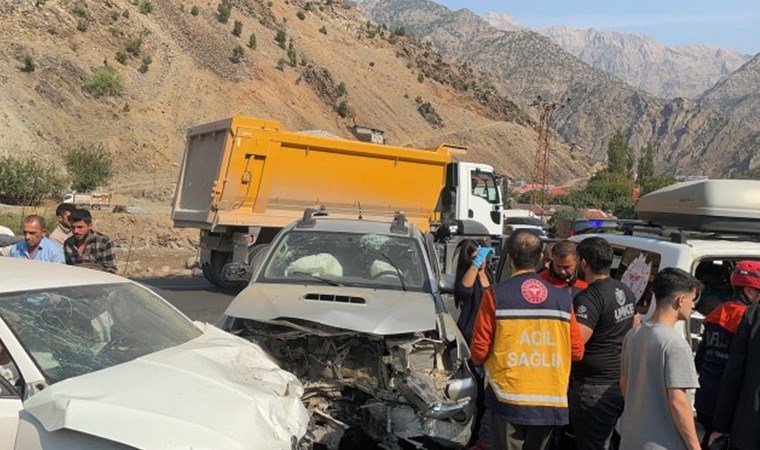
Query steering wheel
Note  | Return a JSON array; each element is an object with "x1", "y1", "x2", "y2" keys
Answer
[{"x1": 371, "y1": 270, "x2": 400, "y2": 279}]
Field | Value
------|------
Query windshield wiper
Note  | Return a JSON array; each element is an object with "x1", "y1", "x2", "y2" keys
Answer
[
  {"x1": 289, "y1": 271, "x2": 343, "y2": 286},
  {"x1": 378, "y1": 252, "x2": 408, "y2": 292}
]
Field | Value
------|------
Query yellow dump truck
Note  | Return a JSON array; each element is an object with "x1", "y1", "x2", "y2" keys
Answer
[{"x1": 172, "y1": 116, "x2": 504, "y2": 288}]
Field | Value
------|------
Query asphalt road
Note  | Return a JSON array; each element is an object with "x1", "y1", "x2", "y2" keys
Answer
[{"x1": 138, "y1": 277, "x2": 237, "y2": 323}]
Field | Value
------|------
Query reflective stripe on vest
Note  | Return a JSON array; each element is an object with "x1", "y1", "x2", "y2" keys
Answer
[{"x1": 484, "y1": 273, "x2": 573, "y2": 411}]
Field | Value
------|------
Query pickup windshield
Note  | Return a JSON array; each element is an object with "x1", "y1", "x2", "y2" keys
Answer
[
  {"x1": 260, "y1": 231, "x2": 428, "y2": 291},
  {"x1": 0, "y1": 283, "x2": 201, "y2": 384}
]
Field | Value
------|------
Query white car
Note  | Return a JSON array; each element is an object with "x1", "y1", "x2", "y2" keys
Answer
[
  {"x1": 219, "y1": 214, "x2": 477, "y2": 449},
  {"x1": 0, "y1": 259, "x2": 309, "y2": 450}
]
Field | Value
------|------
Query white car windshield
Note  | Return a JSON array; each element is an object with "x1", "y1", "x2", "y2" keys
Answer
[
  {"x1": 260, "y1": 231, "x2": 428, "y2": 291},
  {"x1": 0, "y1": 283, "x2": 202, "y2": 384}
]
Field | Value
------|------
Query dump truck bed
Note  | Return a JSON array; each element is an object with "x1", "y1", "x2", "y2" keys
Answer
[{"x1": 172, "y1": 117, "x2": 458, "y2": 231}]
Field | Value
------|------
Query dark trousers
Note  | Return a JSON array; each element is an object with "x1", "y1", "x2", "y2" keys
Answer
[
  {"x1": 491, "y1": 414, "x2": 555, "y2": 450},
  {"x1": 568, "y1": 381, "x2": 624, "y2": 450}
]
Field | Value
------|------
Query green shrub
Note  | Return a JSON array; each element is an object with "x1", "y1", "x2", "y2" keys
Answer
[
  {"x1": 274, "y1": 29, "x2": 286, "y2": 49},
  {"x1": 276, "y1": 58, "x2": 286, "y2": 71},
  {"x1": 231, "y1": 45, "x2": 244, "y2": 63},
  {"x1": 369, "y1": 61, "x2": 375, "y2": 67},
  {"x1": 232, "y1": 20, "x2": 242, "y2": 36},
  {"x1": 296, "y1": 10, "x2": 305, "y2": 20},
  {"x1": 83, "y1": 66, "x2": 124, "y2": 98},
  {"x1": 287, "y1": 39, "x2": 296, "y2": 66},
  {"x1": 115, "y1": 51, "x2": 128, "y2": 64},
  {"x1": 417, "y1": 73, "x2": 424, "y2": 83},
  {"x1": 139, "y1": 55, "x2": 152, "y2": 73},
  {"x1": 122, "y1": 9, "x2": 130, "y2": 18},
  {"x1": 336, "y1": 100, "x2": 350, "y2": 118},
  {"x1": 139, "y1": 0, "x2": 153, "y2": 14},
  {"x1": 64, "y1": 143, "x2": 114, "y2": 192},
  {"x1": 267, "y1": 1, "x2": 273, "y2": 7},
  {"x1": 21, "y1": 55, "x2": 36, "y2": 72},
  {"x1": 248, "y1": 32, "x2": 257, "y2": 49},
  {"x1": 76, "y1": 19, "x2": 89, "y2": 32},
  {"x1": 217, "y1": 1, "x2": 231, "y2": 23},
  {"x1": 0, "y1": 156, "x2": 65, "y2": 206},
  {"x1": 72, "y1": 2, "x2": 87, "y2": 17},
  {"x1": 191, "y1": 5, "x2": 199, "y2": 15},
  {"x1": 319, "y1": 25, "x2": 327, "y2": 34},
  {"x1": 336, "y1": 81, "x2": 346, "y2": 96},
  {"x1": 125, "y1": 38, "x2": 142, "y2": 56}
]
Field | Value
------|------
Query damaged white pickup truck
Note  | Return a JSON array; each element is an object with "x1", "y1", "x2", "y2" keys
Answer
[{"x1": 220, "y1": 212, "x2": 477, "y2": 449}]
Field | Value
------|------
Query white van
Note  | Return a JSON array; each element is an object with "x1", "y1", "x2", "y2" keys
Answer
[{"x1": 572, "y1": 180, "x2": 760, "y2": 350}]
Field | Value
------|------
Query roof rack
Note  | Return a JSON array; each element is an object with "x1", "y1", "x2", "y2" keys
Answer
[{"x1": 598, "y1": 221, "x2": 760, "y2": 244}]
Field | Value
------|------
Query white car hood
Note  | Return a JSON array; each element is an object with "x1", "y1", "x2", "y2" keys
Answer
[
  {"x1": 24, "y1": 324, "x2": 309, "y2": 450},
  {"x1": 225, "y1": 283, "x2": 437, "y2": 335}
]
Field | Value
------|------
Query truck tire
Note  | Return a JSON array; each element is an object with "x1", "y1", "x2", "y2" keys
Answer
[{"x1": 202, "y1": 251, "x2": 245, "y2": 291}]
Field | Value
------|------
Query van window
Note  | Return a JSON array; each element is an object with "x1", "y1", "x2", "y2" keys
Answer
[{"x1": 614, "y1": 247, "x2": 662, "y2": 313}]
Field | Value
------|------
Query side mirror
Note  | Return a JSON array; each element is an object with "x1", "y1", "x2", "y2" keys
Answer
[{"x1": 439, "y1": 274, "x2": 456, "y2": 294}]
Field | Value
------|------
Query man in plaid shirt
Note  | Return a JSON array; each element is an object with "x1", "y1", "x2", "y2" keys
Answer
[{"x1": 63, "y1": 209, "x2": 117, "y2": 273}]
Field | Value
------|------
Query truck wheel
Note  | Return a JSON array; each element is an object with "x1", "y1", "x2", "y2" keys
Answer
[{"x1": 204, "y1": 251, "x2": 245, "y2": 291}]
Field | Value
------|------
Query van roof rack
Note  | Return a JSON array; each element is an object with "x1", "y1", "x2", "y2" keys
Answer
[{"x1": 601, "y1": 221, "x2": 760, "y2": 245}]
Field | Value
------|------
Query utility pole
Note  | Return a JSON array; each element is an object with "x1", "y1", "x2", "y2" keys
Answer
[{"x1": 530, "y1": 96, "x2": 569, "y2": 222}]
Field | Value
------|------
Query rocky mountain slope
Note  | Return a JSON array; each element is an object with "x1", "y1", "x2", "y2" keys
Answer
[
  {"x1": 0, "y1": 0, "x2": 591, "y2": 190},
  {"x1": 359, "y1": 0, "x2": 760, "y2": 177},
  {"x1": 700, "y1": 53, "x2": 760, "y2": 132},
  {"x1": 482, "y1": 14, "x2": 750, "y2": 100}
]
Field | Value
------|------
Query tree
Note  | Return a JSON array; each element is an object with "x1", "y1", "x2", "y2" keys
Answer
[
  {"x1": 641, "y1": 174, "x2": 676, "y2": 196},
  {"x1": 637, "y1": 144, "x2": 656, "y2": 182},
  {"x1": 287, "y1": 39, "x2": 297, "y2": 66},
  {"x1": 274, "y1": 29, "x2": 287, "y2": 49},
  {"x1": 232, "y1": 20, "x2": 242, "y2": 37},
  {"x1": 64, "y1": 143, "x2": 114, "y2": 192},
  {"x1": 217, "y1": 1, "x2": 231, "y2": 23},
  {"x1": 231, "y1": 45, "x2": 244, "y2": 63},
  {"x1": 607, "y1": 130, "x2": 634, "y2": 176},
  {"x1": 248, "y1": 32, "x2": 257, "y2": 49},
  {"x1": 0, "y1": 156, "x2": 64, "y2": 205}
]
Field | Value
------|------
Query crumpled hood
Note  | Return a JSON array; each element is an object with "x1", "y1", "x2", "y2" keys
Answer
[
  {"x1": 24, "y1": 324, "x2": 309, "y2": 450},
  {"x1": 225, "y1": 283, "x2": 437, "y2": 335}
]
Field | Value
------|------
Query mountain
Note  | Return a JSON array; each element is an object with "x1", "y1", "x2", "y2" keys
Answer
[
  {"x1": 482, "y1": 14, "x2": 750, "y2": 100},
  {"x1": 0, "y1": 0, "x2": 592, "y2": 189},
  {"x1": 359, "y1": 0, "x2": 760, "y2": 177},
  {"x1": 481, "y1": 12, "x2": 524, "y2": 32},
  {"x1": 700, "y1": 53, "x2": 760, "y2": 132}
]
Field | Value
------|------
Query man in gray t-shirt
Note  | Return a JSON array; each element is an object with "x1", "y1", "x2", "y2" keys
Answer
[{"x1": 619, "y1": 268, "x2": 702, "y2": 450}]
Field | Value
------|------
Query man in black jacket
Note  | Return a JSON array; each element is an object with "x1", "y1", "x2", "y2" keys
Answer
[{"x1": 709, "y1": 304, "x2": 760, "y2": 450}]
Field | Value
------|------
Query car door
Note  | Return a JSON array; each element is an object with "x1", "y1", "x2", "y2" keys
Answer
[{"x1": 0, "y1": 375, "x2": 22, "y2": 450}]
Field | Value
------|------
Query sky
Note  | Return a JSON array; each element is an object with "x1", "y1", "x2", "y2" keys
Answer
[{"x1": 436, "y1": 0, "x2": 760, "y2": 55}]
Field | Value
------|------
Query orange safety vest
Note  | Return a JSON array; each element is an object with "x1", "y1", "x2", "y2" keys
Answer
[{"x1": 484, "y1": 272, "x2": 574, "y2": 425}]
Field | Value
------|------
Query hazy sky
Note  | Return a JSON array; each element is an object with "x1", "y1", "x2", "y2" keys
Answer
[{"x1": 436, "y1": 0, "x2": 760, "y2": 55}]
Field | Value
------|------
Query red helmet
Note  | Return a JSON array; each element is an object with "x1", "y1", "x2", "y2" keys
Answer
[{"x1": 730, "y1": 261, "x2": 760, "y2": 290}]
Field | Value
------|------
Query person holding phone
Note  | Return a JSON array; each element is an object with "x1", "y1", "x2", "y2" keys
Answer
[
  {"x1": 455, "y1": 239, "x2": 494, "y2": 450},
  {"x1": 455, "y1": 240, "x2": 493, "y2": 344}
]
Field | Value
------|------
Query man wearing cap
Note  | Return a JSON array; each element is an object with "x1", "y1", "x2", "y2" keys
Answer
[{"x1": 694, "y1": 260, "x2": 760, "y2": 445}]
